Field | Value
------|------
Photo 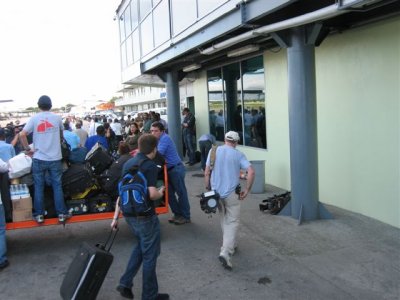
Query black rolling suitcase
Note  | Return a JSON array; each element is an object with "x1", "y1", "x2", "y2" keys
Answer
[
  {"x1": 85, "y1": 142, "x2": 113, "y2": 175},
  {"x1": 60, "y1": 229, "x2": 118, "y2": 300}
]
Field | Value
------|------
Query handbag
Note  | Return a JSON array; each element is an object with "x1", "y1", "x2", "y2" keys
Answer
[{"x1": 8, "y1": 153, "x2": 32, "y2": 179}]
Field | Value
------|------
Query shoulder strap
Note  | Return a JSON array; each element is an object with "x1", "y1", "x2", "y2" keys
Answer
[
  {"x1": 128, "y1": 156, "x2": 150, "y2": 174},
  {"x1": 210, "y1": 145, "x2": 218, "y2": 171}
]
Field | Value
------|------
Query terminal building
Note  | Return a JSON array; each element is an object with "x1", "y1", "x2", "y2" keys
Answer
[{"x1": 114, "y1": 0, "x2": 399, "y2": 228}]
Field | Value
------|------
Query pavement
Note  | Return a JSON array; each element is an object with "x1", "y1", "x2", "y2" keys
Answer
[{"x1": 1, "y1": 164, "x2": 400, "y2": 300}]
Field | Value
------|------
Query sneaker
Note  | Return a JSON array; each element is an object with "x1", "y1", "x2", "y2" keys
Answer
[
  {"x1": 34, "y1": 215, "x2": 44, "y2": 224},
  {"x1": 168, "y1": 215, "x2": 177, "y2": 224},
  {"x1": 116, "y1": 285, "x2": 134, "y2": 299},
  {"x1": 174, "y1": 216, "x2": 191, "y2": 225},
  {"x1": 58, "y1": 213, "x2": 72, "y2": 223},
  {"x1": 155, "y1": 293, "x2": 170, "y2": 300},
  {"x1": 218, "y1": 253, "x2": 232, "y2": 270},
  {"x1": 0, "y1": 260, "x2": 9, "y2": 270}
]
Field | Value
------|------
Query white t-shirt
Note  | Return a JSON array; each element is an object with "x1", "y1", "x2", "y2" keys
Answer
[
  {"x1": 110, "y1": 122, "x2": 123, "y2": 136},
  {"x1": 23, "y1": 111, "x2": 63, "y2": 161}
]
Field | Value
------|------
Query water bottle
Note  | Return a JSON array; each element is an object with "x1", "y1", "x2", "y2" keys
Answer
[
  {"x1": 10, "y1": 185, "x2": 16, "y2": 200},
  {"x1": 16, "y1": 184, "x2": 22, "y2": 199},
  {"x1": 21, "y1": 184, "x2": 29, "y2": 198}
]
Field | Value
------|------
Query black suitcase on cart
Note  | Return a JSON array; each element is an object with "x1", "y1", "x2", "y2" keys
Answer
[
  {"x1": 60, "y1": 229, "x2": 118, "y2": 300},
  {"x1": 62, "y1": 164, "x2": 95, "y2": 197},
  {"x1": 85, "y1": 142, "x2": 113, "y2": 175}
]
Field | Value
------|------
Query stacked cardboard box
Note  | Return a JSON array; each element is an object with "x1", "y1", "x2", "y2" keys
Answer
[
  {"x1": 12, "y1": 197, "x2": 33, "y2": 221},
  {"x1": 11, "y1": 184, "x2": 33, "y2": 222}
]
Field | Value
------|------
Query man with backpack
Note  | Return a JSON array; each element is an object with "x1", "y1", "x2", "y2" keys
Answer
[{"x1": 111, "y1": 134, "x2": 169, "y2": 300}]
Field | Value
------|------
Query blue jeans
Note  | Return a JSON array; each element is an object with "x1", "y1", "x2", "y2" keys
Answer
[
  {"x1": 167, "y1": 163, "x2": 191, "y2": 220},
  {"x1": 0, "y1": 204, "x2": 7, "y2": 264},
  {"x1": 199, "y1": 140, "x2": 212, "y2": 171},
  {"x1": 32, "y1": 159, "x2": 67, "y2": 216},
  {"x1": 120, "y1": 215, "x2": 160, "y2": 300},
  {"x1": 183, "y1": 133, "x2": 196, "y2": 164}
]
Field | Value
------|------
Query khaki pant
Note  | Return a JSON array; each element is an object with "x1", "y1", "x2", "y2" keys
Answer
[{"x1": 218, "y1": 192, "x2": 241, "y2": 256}]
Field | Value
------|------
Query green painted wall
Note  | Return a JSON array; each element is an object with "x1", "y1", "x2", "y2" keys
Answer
[
  {"x1": 193, "y1": 17, "x2": 399, "y2": 227},
  {"x1": 316, "y1": 17, "x2": 400, "y2": 228}
]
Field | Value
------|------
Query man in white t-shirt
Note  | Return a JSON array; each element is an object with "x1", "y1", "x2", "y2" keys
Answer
[{"x1": 19, "y1": 95, "x2": 70, "y2": 224}]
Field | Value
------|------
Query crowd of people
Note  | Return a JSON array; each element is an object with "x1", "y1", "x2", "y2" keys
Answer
[{"x1": 0, "y1": 96, "x2": 256, "y2": 300}]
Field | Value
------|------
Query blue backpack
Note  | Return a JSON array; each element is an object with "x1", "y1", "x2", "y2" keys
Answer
[{"x1": 118, "y1": 159, "x2": 152, "y2": 216}]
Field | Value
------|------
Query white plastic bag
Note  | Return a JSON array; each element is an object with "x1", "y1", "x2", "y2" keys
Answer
[{"x1": 8, "y1": 153, "x2": 32, "y2": 179}]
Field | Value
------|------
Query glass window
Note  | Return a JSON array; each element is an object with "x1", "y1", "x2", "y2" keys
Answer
[
  {"x1": 140, "y1": 0, "x2": 153, "y2": 21},
  {"x1": 140, "y1": 14, "x2": 154, "y2": 55},
  {"x1": 132, "y1": 29, "x2": 141, "y2": 62},
  {"x1": 207, "y1": 56, "x2": 266, "y2": 148},
  {"x1": 207, "y1": 68, "x2": 225, "y2": 141},
  {"x1": 130, "y1": 0, "x2": 139, "y2": 29},
  {"x1": 119, "y1": 14, "x2": 125, "y2": 42},
  {"x1": 153, "y1": 0, "x2": 170, "y2": 47},
  {"x1": 171, "y1": 0, "x2": 197, "y2": 35},
  {"x1": 124, "y1": 5, "x2": 132, "y2": 36},
  {"x1": 241, "y1": 56, "x2": 266, "y2": 148},
  {"x1": 126, "y1": 35, "x2": 134, "y2": 66},
  {"x1": 198, "y1": 0, "x2": 226, "y2": 18},
  {"x1": 121, "y1": 41, "x2": 127, "y2": 69}
]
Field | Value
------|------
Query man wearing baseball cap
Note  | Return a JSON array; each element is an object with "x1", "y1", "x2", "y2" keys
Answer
[
  {"x1": 19, "y1": 95, "x2": 70, "y2": 224},
  {"x1": 204, "y1": 131, "x2": 255, "y2": 270}
]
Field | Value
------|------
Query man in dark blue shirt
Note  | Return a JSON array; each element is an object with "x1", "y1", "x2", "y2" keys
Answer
[
  {"x1": 111, "y1": 134, "x2": 169, "y2": 300},
  {"x1": 84, "y1": 125, "x2": 108, "y2": 152},
  {"x1": 150, "y1": 121, "x2": 191, "y2": 225}
]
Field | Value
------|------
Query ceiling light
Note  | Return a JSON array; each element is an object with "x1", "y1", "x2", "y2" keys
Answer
[
  {"x1": 227, "y1": 44, "x2": 260, "y2": 57},
  {"x1": 183, "y1": 63, "x2": 201, "y2": 72}
]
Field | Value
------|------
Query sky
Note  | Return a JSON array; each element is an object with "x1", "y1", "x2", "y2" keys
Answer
[{"x1": 0, "y1": 0, "x2": 122, "y2": 111}]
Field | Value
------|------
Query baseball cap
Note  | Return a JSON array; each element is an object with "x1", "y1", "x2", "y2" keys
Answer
[
  {"x1": 37, "y1": 95, "x2": 52, "y2": 109},
  {"x1": 225, "y1": 131, "x2": 240, "y2": 142}
]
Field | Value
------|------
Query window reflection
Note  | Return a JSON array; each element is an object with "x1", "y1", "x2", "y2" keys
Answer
[{"x1": 207, "y1": 56, "x2": 267, "y2": 149}]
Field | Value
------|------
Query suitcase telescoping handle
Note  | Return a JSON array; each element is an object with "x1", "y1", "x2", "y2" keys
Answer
[{"x1": 97, "y1": 228, "x2": 119, "y2": 252}]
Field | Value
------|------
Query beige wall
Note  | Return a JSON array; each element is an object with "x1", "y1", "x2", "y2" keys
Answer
[{"x1": 193, "y1": 17, "x2": 400, "y2": 227}]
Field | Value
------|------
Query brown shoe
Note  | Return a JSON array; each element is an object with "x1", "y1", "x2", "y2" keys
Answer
[{"x1": 174, "y1": 216, "x2": 191, "y2": 225}]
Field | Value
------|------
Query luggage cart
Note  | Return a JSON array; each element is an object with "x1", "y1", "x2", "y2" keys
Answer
[{"x1": 6, "y1": 165, "x2": 169, "y2": 230}]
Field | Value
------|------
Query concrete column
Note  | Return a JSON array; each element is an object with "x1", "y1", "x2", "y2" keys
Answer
[
  {"x1": 287, "y1": 26, "x2": 319, "y2": 221},
  {"x1": 165, "y1": 70, "x2": 183, "y2": 158}
]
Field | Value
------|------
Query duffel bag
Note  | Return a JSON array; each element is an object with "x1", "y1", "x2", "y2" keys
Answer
[{"x1": 62, "y1": 164, "x2": 95, "y2": 197}]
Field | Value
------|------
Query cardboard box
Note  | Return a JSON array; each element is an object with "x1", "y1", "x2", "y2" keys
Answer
[
  {"x1": 12, "y1": 197, "x2": 33, "y2": 211},
  {"x1": 13, "y1": 209, "x2": 33, "y2": 222}
]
